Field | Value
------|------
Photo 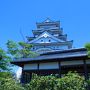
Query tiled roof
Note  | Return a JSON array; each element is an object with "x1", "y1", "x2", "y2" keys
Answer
[{"x1": 11, "y1": 48, "x2": 88, "y2": 65}]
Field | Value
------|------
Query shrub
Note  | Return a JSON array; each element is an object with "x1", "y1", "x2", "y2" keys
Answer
[
  {"x1": 25, "y1": 72, "x2": 87, "y2": 90},
  {"x1": 0, "y1": 72, "x2": 88, "y2": 90},
  {"x1": 56, "y1": 72, "x2": 87, "y2": 90},
  {"x1": 0, "y1": 72, "x2": 24, "y2": 90},
  {"x1": 26, "y1": 74, "x2": 57, "y2": 90}
]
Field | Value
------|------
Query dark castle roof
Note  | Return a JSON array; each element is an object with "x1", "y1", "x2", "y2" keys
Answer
[
  {"x1": 36, "y1": 18, "x2": 60, "y2": 28},
  {"x1": 11, "y1": 48, "x2": 88, "y2": 67}
]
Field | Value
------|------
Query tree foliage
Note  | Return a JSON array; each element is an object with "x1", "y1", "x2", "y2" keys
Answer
[
  {"x1": 0, "y1": 72, "x2": 24, "y2": 90},
  {"x1": 55, "y1": 72, "x2": 87, "y2": 90},
  {"x1": 6, "y1": 40, "x2": 38, "y2": 59},
  {"x1": 24, "y1": 72, "x2": 87, "y2": 90},
  {"x1": 85, "y1": 43, "x2": 90, "y2": 57},
  {"x1": 0, "y1": 48, "x2": 11, "y2": 71},
  {"x1": 28, "y1": 74, "x2": 57, "y2": 90},
  {"x1": 0, "y1": 72, "x2": 89, "y2": 90},
  {"x1": 0, "y1": 72, "x2": 12, "y2": 78}
]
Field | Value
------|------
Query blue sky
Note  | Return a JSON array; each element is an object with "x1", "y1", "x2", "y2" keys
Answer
[
  {"x1": 0, "y1": 0, "x2": 90, "y2": 72},
  {"x1": 0, "y1": 0, "x2": 90, "y2": 49}
]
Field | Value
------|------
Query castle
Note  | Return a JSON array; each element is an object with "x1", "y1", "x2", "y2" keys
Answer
[
  {"x1": 11, "y1": 19, "x2": 89, "y2": 83},
  {"x1": 26, "y1": 18, "x2": 73, "y2": 54}
]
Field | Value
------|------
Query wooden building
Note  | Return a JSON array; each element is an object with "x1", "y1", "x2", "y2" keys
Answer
[{"x1": 11, "y1": 48, "x2": 90, "y2": 83}]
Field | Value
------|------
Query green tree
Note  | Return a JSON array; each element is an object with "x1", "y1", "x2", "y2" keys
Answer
[
  {"x1": 0, "y1": 48, "x2": 11, "y2": 71},
  {"x1": 0, "y1": 72, "x2": 12, "y2": 78},
  {"x1": 85, "y1": 43, "x2": 90, "y2": 57},
  {"x1": 6, "y1": 40, "x2": 38, "y2": 59},
  {"x1": 0, "y1": 74, "x2": 24, "y2": 90},
  {"x1": 56, "y1": 72, "x2": 87, "y2": 90}
]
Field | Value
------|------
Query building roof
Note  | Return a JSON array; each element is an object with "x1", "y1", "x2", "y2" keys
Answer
[
  {"x1": 32, "y1": 29, "x2": 62, "y2": 36},
  {"x1": 26, "y1": 34, "x2": 67, "y2": 42},
  {"x1": 29, "y1": 31, "x2": 65, "y2": 44},
  {"x1": 11, "y1": 48, "x2": 88, "y2": 67},
  {"x1": 36, "y1": 19, "x2": 60, "y2": 28}
]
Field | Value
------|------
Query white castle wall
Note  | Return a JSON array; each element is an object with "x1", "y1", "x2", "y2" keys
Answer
[
  {"x1": 86, "y1": 59, "x2": 90, "y2": 64},
  {"x1": 24, "y1": 64, "x2": 37, "y2": 70},
  {"x1": 35, "y1": 37, "x2": 58, "y2": 43},
  {"x1": 24, "y1": 62, "x2": 59, "y2": 70},
  {"x1": 39, "y1": 62, "x2": 59, "y2": 69},
  {"x1": 61, "y1": 60, "x2": 83, "y2": 66},
  {"x1": 23, "y1": 60, "x2": 88, "y2": 70}
]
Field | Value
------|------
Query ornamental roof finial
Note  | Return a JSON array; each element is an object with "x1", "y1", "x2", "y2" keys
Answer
[{"x1": 44, "y1": 18, "x2": 52, "y2": 23}]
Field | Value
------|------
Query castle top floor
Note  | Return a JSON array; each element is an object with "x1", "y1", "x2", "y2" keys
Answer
[{"x1": 36, "y1": 18, "x2": 60, "y2": 30}]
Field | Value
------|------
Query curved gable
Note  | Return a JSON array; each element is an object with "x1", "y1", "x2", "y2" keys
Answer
[{"x1": 29, "y1": 31, "x2": 64, "y2": 44}]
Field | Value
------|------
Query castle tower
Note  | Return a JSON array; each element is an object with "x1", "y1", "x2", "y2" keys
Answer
[{"x1": 26, "y1": 18, "x2": 73, "y2": 54}]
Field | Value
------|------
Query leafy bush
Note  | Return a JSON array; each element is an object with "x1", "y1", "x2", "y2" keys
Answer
[
  {"x1": 25, "y1": 74, "x2": 57, "y2": 90},
  {"x1": 0, "y1": 78, "x2": 25, "y2": 90},
  {"x1": 0, "y1": 72, "x2": 24, "y2": 90},
  {"x1": 0, "y1": 72, "x2": 88, "y2": 90},
  {"x1": 85, "y1": 43, "x2": 90, "y2": 57},
  {"x1": 25, "y1": 72, "x2": 87, "y2": 90},
  {"x1": 56, "y1": 72, "x2": 87, "y2": 90}
]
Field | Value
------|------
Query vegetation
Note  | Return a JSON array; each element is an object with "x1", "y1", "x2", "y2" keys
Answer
[
  {"x1": 0, "y1": 40, "x2": 39, "y2": 90},
  {"x1": 0, "y1": 72, "x2": 24, "y2": 90},
  {"x1": 28, "y1": 74, "x2": 57, "y2": 90},
  {"x1": 6, "y1": 40, "x2": 38, "y2": 59},
  {"x1": 25, "y1": 72, "x2": 87, "y2": 90},
  {"x1": 0, "y1": 48, "x2": 11, "y2": 71},
  {"x1": 0, "y1": 40, "x2": 37, "y2": 71},
  {"x1": 85, "y1": 43, "x2": 90, "y2": 57},
  {"x1": 0, "y1": 71, "x2": 89, "y2": 90},
  {"x1": 0, "y1": 43, "x2": 24, "y2": 90},
  {"x1": 55, "y1": 72, "x2": 87, "y2": 90}
]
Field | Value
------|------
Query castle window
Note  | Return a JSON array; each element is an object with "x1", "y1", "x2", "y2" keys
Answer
[
  {"x1": 54, "y1": 34, "x2": 58, "y2": 36},
  {"x1": 49, "y1": 40, "x2": 51, "y2": 42},
  {"x1": 41, "y1": 40, "x2": 43, "y2": 42},
  {"x1": 33, "y1": 47, "x2": 35, "y2": 50}
]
